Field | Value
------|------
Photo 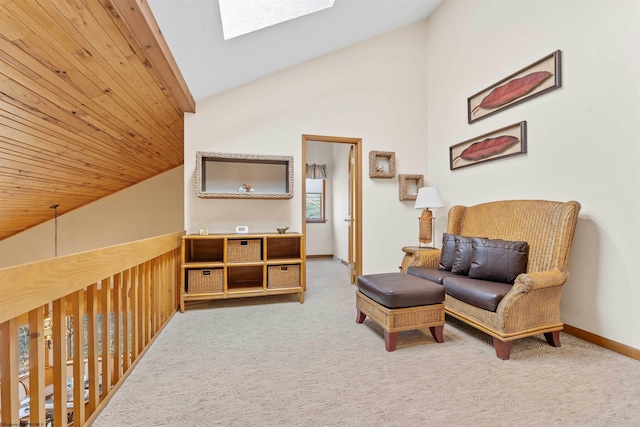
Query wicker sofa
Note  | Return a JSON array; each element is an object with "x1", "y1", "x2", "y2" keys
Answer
[{"x1": 409, "y1": 199, "x2": 581, "y2": 360}]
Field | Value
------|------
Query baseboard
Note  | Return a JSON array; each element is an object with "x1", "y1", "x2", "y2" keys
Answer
[
  {"x1": 307, "y1": 254, "x2": 348, "y2": 266},
  {"x1": 303, "y1": 258, "x2": 640, "y2": 359},
  {"x1": 564, "y1": 324, "x2": 640, "y2": 361}
]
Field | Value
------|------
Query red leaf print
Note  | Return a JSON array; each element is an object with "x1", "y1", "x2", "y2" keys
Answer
[
  {"x1": 455, "y1": 135, "x2": 519, "y2": 162},
  {"x1": 472, "y1": 71, "x2": 552, "y2": 115}
]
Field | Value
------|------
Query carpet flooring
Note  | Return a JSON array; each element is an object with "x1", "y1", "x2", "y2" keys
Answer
[{"x1": 92, "y1": 259, "x2": 640, "y2": 426}]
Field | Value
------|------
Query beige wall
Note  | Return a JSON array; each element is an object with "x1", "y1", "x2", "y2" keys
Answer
[
  {"x1": 0, "y1": 166, "x2": 185, "y2": 268},
  {"x1": 4, "y1": 0, "x2": 636, "y2": 351},
  {"x1": 329, "y1": 143, "x2": 352, "y2": 263},
  {"x1": 422, "y1": 0, "x2": 640, "y2": 349},
  {"x1": 185, "y1": 0, "x2": 640, "y2": 350},
  {"x1": 305, "y1": 141, "x2": 335, "y2": 256},
  {"x1": 184, "y1": 22, "x2": 432, "y2": 273},
  {"x1": 304, "y1": 141, "x2": 351, "y2": 260}
]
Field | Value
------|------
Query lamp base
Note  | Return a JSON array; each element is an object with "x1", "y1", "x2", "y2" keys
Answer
[{"x1": 418, "y1": 208, "x2": 435, "y2": 247}]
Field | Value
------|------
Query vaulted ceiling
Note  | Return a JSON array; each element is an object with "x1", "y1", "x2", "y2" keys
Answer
[
  {"x1": 148, "y1": 0, "x2": 442, "y2": 101},
  {"x1": 0, "y1": 0, "x2": 441, "y2": 243},
  {"x1": 0, "y1": 0, "x2": 193, "y2": 241}
]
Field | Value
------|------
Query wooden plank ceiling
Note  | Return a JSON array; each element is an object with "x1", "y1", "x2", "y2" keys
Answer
[{"x1": 0, "y1": 0, "x2": 195, "y2": 242}]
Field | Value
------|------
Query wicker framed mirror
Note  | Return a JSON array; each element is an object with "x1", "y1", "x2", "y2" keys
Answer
[{"x1": 195, "y1": 152, "x2": 294, "y2": 199}]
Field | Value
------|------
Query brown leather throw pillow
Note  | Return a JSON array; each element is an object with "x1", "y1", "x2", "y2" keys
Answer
[
  {"x1": 450, "y1": 235, "x2": 475, "y2": 275},
  {"x1": 468, "y1": 237, "x2": 529, "y2": 284},
  {"x1": 438, "y1": 233, "x2": 456, "y2": 271}
]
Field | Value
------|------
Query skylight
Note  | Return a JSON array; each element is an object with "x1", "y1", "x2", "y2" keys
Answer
[{"x1": 218, "y1": 0, "x2": 335, "y2": 40}]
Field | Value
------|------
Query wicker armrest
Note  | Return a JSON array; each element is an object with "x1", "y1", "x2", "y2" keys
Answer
[
  {"x1": 413, "y1": 249, "x2": 441, "y2": 268},
  {"x1": 498, "y1": 269, "x2": 569, "y2": 333},
  {"x1": 512, "y1": 270, "x2": 568, "y2": 293}
]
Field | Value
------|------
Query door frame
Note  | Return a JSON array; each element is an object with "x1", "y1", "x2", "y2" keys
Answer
[{"x1": 301, "y1": 134, "x2": 363, "y2": 281}]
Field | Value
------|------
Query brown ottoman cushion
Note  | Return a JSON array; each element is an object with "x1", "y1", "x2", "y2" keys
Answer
[{"x1": 358, "y1": 273, "x2": 445, "y2": 309}]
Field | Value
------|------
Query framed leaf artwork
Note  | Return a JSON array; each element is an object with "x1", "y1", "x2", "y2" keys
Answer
[
  {"x1": 467, "y1": 50, "x2": 561, "y2": 123},
  {"x1": 450, "y1": 121, "x2": 527, "y2": 170}
]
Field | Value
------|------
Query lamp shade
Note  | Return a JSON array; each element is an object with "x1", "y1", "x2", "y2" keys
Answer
[{"x1": 414, "y1": 187, "x2": 443, "y2": 209}]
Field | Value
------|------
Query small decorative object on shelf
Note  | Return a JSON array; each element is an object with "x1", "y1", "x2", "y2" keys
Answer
[
  {"x1": 239, "y1": 183, "x2": 254, "y2": 193},
  {"x1": 198, "y1": 227, "x2": 209, "y2": 236},
  {"x1": 277, "y1": 226, "x2": 289, "y2": 234},
  {"x1": 398, "y1": 174, "x2": 424, "y2": 201},
  {"x1": 235, "y1": 225, "x2": 249, "y2": 234}
]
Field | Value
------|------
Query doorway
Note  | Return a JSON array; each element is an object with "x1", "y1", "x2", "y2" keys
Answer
[{"x1": 301, "y1": 134, "x2": 362, "y2": 284}]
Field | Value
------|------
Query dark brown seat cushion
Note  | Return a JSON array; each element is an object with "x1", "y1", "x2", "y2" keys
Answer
[
  {"x1": 407, "y1": 266, "x2": 456, "y2": 284},
  {"x1": 443, "y1": 275, "x2": 513, "y2": 312},
  {"x1": 357, "y1": 273, "x2": 445, "y2": 309}
]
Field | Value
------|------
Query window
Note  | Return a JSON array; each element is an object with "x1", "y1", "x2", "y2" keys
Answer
[
  {"x1": 218, "y1": 0, "x2": 335, "y2": 40},
  {"x1": 306, "y1": 179, "x2": 326, "y2": 223}
]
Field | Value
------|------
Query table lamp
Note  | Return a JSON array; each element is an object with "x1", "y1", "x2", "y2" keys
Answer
[{"x1": 414, "y1": 187, "x2": 443, "y2": 247}]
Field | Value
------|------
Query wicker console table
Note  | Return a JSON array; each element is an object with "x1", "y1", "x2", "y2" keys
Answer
[{"x1": 180, "y1": 232, "x2": 305, "y2": 312}]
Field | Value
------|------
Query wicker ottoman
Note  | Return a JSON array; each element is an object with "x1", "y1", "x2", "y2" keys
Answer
[{"x1": 356, "y1": 273, "x2": 445, "y2": 352}]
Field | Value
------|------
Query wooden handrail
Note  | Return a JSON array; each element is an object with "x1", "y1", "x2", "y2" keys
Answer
[
  {"x1": 0, "y1": 232, "x2": 184, "y2": 325},
  {"x1": 0, "y1": 231, "x2": 184, "y2": 427}
]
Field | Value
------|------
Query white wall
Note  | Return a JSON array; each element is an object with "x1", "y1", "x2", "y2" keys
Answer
[
  {"x1": 183, "y1": 0, "x2": 640, "y2": 350},
  {"x1": 303, "y1": 141, "x2": 352, "y2": 259},
  {"x1": 305, "y1": 141, "x2": 334, "y2": 255},
  {"x1": 330, "y1": 143, "x2": 351, "y2": 262},
  {"x1": 185, "y1": 22, "x2": 431, "y2": 273},
  {"x1": 1, "y1": 0, "x2": 634, "y2": 350},
  {"x1": 423, "y1": 0, "x2": 640, "y2": 349},
  {"x1": 0, "y1": 166, "x2": 185, "y2": 268}
]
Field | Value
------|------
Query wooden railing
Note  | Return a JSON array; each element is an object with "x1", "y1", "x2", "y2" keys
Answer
[{"x1": 0, "y1": 231, "x2": 184, "y2": 427}]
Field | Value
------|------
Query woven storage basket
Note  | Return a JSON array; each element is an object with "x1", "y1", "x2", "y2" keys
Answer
[
  {"x1": 227, "y1": 239, "x2": 261, "y2": 262},
  {"x1": 188, "y1": 269, "x2": 223, "y2": 293},
  {"x1": 267, "y1": 265, "x2": 300, "y2": 288}
]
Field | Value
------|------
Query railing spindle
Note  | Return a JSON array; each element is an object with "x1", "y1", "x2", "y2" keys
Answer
[
  {"x1": 131, "y1": 265, "x2": 139, "y2": 362},
  {"x1": 72, "y1": 290, "x2": 86, "y2": 425},
  {"x1": 52, "y1": 298, "x2": 67, "y2": 427},
  {"x1": 0, "y1": 318, "x2": 19, "y2": 425},
  {"x1": 86, "y1": 284, "x2": 100, "y2": 415},
  {"x1": 122, "y1": 269, "x2": 131, "y2": 372},
  {"x1": 100, "y1": 277, "x2": 111, "y2": 398},
  {"x1": 113, "y1": 273, "x2": 122, "y2": 384},
  {"x1": 28, "y1": 306, "x2": 46, "y2": 426}
]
